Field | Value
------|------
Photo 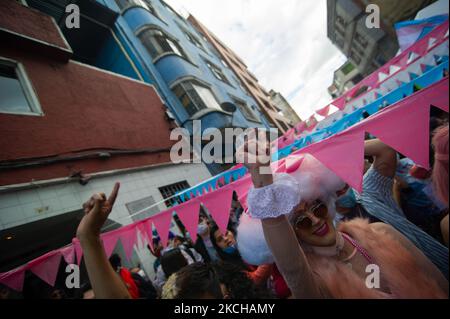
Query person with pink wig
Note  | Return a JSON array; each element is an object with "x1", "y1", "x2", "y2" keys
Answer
[{"x1": 236, "y1": 136, "x2": 448, "y2": 299}]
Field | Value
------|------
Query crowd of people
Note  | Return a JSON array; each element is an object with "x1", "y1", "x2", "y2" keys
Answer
[{"x1": 0, "y1": 116, "x2": 448, "y2": 299}]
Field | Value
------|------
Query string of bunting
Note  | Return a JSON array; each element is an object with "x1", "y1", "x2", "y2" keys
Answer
[{"x1": 0, "y1": 22, "x2": 448, "y2": 293}]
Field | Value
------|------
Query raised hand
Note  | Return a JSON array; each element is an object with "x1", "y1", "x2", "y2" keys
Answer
[
  {"x1": 77, "y1": 182, "x2": 120, "y2": 241},
  {"x1": 236, "y1": 129, "x2": 271, "y2": 172},
  {"x1": 236, "y1": 129, "x2": 273, "y2": 188}
]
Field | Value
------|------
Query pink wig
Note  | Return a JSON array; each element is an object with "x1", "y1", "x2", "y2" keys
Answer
[{"x1": 432, "y1": 124, "x2": 449, "y2": 207}]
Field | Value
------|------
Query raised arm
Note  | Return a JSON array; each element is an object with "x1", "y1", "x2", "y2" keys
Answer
[
  {"x1": 237, "y1": 133, "x2": 323, "y2": 298},
  {"x1": 76, "y1": 183, "x2": 131, "y2": 299},
  {"x1": 364, "y1": 139, "x2": 397, "y2": 178}
]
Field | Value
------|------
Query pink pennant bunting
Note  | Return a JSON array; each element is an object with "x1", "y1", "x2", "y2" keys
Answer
[
  {"x1": 101, "y1": 232, "x2": 119, "y2": 259},
  {"x1": 174, "y1": 200, "x2": 200, "y2": 243},
  {"x1": 363, "y1": 83, "x2": 447, "y2": 169},
  {"x1": 231, "y1": 176, "x2": 252, "y2": 211},
  {"x1": 136, "y1": 220, "x2": 152, "y2": 250},
  {"x1": 29, "y1": 252, "x2": 62, "y2": 287},
  {"x1": 331, "y1": 95, "x2": 347, "y2": 110},
  {"x1": 427, "y1": 77, "x2": 449, "y2": 112},
  {"x1": 60, "y1": 245, "x2": 75, "y2": 265},
  {"x1": 201, "y1": 188, "x2": 233, "y2": 235},
  {"x1": 120, "y1": 227, "x2": 138, "y2": 262},
  {"x1": 72, "y1": 238, "x2": 83, "y2": 265},
  {"x1": 316, "y1": 105, "x2": 331, "y2": 117},
  {"x1": 151, "y1": 210, "x2": 173, "y2": 247},
  {"x1": 0, "y1": 267, "x2": 25, "y2": 292},
  {"x1": 299, "y1": 130, "x2": 366, "y2": 192}
]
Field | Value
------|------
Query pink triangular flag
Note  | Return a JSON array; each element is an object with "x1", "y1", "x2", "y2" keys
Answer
[
  {"x1": 60, "y1": 245, "x2": 75, "y2": 265},
  {"x1": 427, "y1": 78, "x2": 449, "y2": 112},
  {"x1": 120, "y1": 227, "x2": 138, "y2": 262},
  {"x1": 101, "y1": 232, "x2": 120, "y2": 259},
  {"x1": 72, "y1": 238, "x2": 83, "y2": 265},
  {"x1": 331, "y1": 95, "x2": 346, "y2": 110},
  {"x1": 174, "y1": 200, "x2": 200, "y2": 243},
  {"x1": 151, "y1": 210, "x2": 173, "y2": 247},
  {"x1": 137, "y1": 220, "x2": 152, "y2": 250},
  {"x1": 302, "y1": 130, "x2": 366, "y2": 192},
  {"x1": 201, "y1": 188, "x2": 233, "y2": 235},
  {"x1": 316, "y1": 105, "x2": 330, "y2": 117},
  {"x1": 232, "y1": 176, "x2": 252, "y2": 211},
  {"x1": 0, "y1": 267, "x2": 25, "y2": 292},
  {"x1": 29, "y1": 252, "x2": 62, "y2": 287},
  {"x1": 364, "y1": 94, "x2": 431, "y2": 169}
]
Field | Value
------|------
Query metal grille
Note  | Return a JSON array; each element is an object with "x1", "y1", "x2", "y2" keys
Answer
[{"x1": 159, "y1": 181, "x2": 190, "y2": 208}]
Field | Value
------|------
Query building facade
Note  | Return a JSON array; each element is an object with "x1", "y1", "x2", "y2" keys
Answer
[
  {"x1": 327, "y1": 0, "x2": 436, "y2": 77},
  {"x1": 268, "y1": 90, "x2": 302, "y2": 125},
  {"x1": 187, "y1": 14, "x2": 294, "y2": 134},
  {"x1": 27, "y1": 0, "x2": 273, "y2": 174},
  {"x1": 0, "y1": 0, "x2": 212, "y2": 277},
  {"x1": 328, "y1": 60, "x2": 364, "y2": 98}
]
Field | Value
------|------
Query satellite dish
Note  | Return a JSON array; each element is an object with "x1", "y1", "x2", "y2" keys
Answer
[{"x1": 221, "y1": 102, "x2": 237, "y2": 113}]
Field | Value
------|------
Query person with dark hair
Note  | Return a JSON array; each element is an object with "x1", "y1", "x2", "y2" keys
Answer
[
  {"x1": 161, "y1": 262, "x2": 223, "y2": 299},
  {"x1": 209, "y1": 224, "x2": 243, "y2": 264},
  {"x1": 212, "y1": 261, "x2": 273, "y2": 299},
  {"x1": 194, "y1": 215, "x2": 220, "y2": 263},
  {"x1": 154, "y1": 236, "x2": 203, "y2": 291},
  {"x1": 160, "y1": 249, "x2": 188, "y2": 279},
  {"x1": 209, "y1": 224, "x2": 273, "y2": 288}
]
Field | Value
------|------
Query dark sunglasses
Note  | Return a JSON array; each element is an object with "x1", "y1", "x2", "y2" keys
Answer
[{"x1": 294, "y1": 200, "x2": 328, "y2": 229}]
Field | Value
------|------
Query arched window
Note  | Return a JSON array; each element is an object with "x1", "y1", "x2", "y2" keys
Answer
[
  {"x1": 138, "y1": 27, "x2": 187, "y2": 61},
  {"x1": 172, "y1": 80, "x2": 221, "y2": 117},
  {"x1": 115, "y1": 0, "x2": 157, "y2": 16}
]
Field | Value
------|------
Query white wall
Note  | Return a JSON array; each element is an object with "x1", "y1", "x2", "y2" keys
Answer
[{"x1": 0, "y1": 162, "x2": 211, "y2": 278}]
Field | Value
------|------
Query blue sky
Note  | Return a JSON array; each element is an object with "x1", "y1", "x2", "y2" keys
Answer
[{"x1": 166, "y1": 0, "x2": 346, "y2": 120}]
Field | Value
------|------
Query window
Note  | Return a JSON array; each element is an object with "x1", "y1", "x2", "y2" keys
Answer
[
  {"x1": 138, "y1": 27, "x2": 187, "y2": 61},
  {"x1": 341, "y1": 62, "x2": 355, "y2": 75},
  {"x1": 220, "y1": 59, "x2": 229, "y2": 68},
  {"x1": 184, "y1": 30, "x2": 204, "y2": 50},
  {"x1": 161, "y1": 0, "x2": 180, "y2": 16},
  {"x1": 233, "y1": 98, "x2": 260, "y2": 122},
  {"x1": 234, "y1": 76, "x2": 249, "y2": 95},
  {"x1": 353, "y1": 44, "x2": 365, "y2": 57},
  {"x1": 0, "y1": 58, "x2": 42, "y2": 116},
  {"x1": 205, "y1": 61, "x2": 230, "y2": 85},
  {"x1": 173, "y1": 80, "x2": 222, "y2": 116},
  {"x1": 354, "y1": 32, "x2": 368, "y2": 48},
  {"x1": 159, "y1": 181, "x2": 190, "y2": 208},
  {"x1": 350, "y1": 51, "x2": 362, "y2": 65},
  {"x1": 336, "y1": 15, "x2": 347, "y2": 28},
  {"x1": 115, "y1": 0, "x2": 157, "y2": 16}
]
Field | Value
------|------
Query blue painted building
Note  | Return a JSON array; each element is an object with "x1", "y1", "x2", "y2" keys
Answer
[
  {"x1": 26, "y1": 0, "x2": 271, "y2": 174},
  {"x1": 97, "y1": 0, "x2": 271, "y2": 169}
]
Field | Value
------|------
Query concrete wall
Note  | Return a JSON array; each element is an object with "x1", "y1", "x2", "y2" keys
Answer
[
  {"x1": 0, "y1": 162, "x2": 211, "y2": 277},
  {"x1": 0, "y1": 44, "x2": 176, "y2": 186}
]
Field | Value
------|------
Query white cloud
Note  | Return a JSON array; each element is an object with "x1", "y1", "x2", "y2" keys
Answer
[{"x1": 165, "y1": 0, "x2": 346, "y2": 119}]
